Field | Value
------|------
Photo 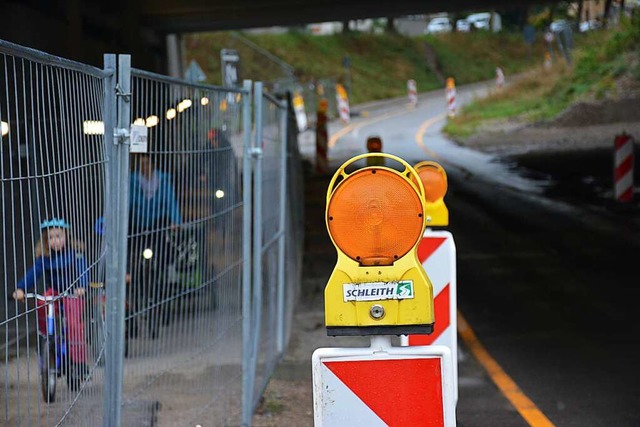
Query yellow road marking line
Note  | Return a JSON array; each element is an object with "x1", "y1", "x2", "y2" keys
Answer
[
  {"x1": 458, "y1": 310, "x2": 556, "y2": 427},
  {"x1": 328, "y1": 108, "x2": 413, "y2": 148},
  {"x1": 414, "y1": 113, "x2": 446, "y2": 159}
]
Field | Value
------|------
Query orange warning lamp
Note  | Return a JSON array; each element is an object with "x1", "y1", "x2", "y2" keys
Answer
[
  {"x1": 414, "y1": 161, "x2": 449, "y2": 226},
  {"x1": 365, "y1": 136, "x2": 384, "y2": 167},
  {"x1": 324, "y1": 152, "x2": 435, "y2": 336},
  {"x1": 446, "y1": 77, "x2": 455, "y2": 89}
]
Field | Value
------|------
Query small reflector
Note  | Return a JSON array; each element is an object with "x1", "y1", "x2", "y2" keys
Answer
[{"x1": 327, "y1": 168, "x2": 424, "y2": 265}]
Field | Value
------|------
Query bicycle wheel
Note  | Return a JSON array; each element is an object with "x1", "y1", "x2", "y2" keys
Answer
[{"x1": 40, "y1": 338, "x2": 57, "y2": 403}]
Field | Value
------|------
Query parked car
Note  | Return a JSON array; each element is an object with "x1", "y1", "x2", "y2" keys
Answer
[
  {"x1": 456, "y1": 19, "x2": 471, "y2": 32},
  {"x1": 466, "y1": 12, "x2": 491, "y2": 30},
  {"x1": 425, "y1": 17, "x2": 452, "y2": 34},
  {"x1": 307, "y1": 22, "x2": 343, "y2": 35}
]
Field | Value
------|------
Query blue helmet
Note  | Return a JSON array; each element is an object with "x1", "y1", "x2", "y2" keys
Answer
[{"x1": 40, "y1": 218, "x2": 70, "y2": 230}]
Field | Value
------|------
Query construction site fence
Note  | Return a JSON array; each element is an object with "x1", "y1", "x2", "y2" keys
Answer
[{"x1": 0, "y1": 39, "x2": 303, "y2": 427}]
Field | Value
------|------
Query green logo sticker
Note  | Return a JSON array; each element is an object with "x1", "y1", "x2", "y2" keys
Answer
[{"x1": 396, "y1": 281, "x2": 414, "y2": 298}]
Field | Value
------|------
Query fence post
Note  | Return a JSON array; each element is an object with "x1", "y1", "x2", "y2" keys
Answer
[
  {"x1": 103, "y1": 53, "x2": 131, "y2": 427},
  {"x1": 242, "y1": 79, "x2": 254, "y2": 427},
  {"x1": 277, "y1": 99, "x2": 288, "y2": 354},
  {"x1": 248, "y1": 81, "x2": 265, "y2": 424}
]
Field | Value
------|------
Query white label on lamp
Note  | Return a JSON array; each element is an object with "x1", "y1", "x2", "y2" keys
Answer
[{"x1": 343, "y1": 280, "x2": 414, "y2": 302}]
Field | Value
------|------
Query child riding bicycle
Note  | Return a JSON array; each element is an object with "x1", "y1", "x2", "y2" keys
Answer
[{"x1": 13, "y1": 218, "x2": 90, "y2": 386}]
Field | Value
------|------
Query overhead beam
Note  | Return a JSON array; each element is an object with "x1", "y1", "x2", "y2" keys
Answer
[{"x1": 140, "y1": 0, "x2": 536, "y2": 33}]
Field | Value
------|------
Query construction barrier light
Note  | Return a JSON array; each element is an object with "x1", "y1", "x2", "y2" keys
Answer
[
  {"x1": 414, "y1": 161, "x2": 449, "y2": 226},
  {"x1": 324, "y1": 153, "x2": 435, "y2": 336}
]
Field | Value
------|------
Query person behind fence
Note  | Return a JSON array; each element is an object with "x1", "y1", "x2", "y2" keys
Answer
[
  {"x1": 12, "y1": 218, "x2": 90, "y2": 386},
  {"x1": 128, "y1": 153, "x2": 182, "y2": 339}
]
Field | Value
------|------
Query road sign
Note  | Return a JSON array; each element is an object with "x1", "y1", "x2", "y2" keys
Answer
[
  {"x1": 312, "y1": 343, "x2": 456, "y2": 426},
  {"x1": 221, "y1": 49, "x2": 240, "y2": 89},
  {"x1": 185, "y1": 59, "x2": 207, "y2": 83},
  {"x1": 402, "y1": 230, "x2": 458, "y2": 401}
]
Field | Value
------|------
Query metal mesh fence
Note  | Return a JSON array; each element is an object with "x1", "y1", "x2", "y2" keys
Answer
[
  {"x1": 0, "y1": 40, "x2": 108, "y2": 426},
  {"x1": 123, "y1": 70, "x2": 248, "y2": 426},
  {"x1": 248, "y1": 87, "x2": 287, "y2": 409},
  {"x1": 1, "y1": 38, "x2": 303, "y2": 427}
]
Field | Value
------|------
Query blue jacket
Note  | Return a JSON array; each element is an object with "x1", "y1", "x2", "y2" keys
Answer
[
  {"x1": 17, "y1": 249, "x2": 88, "y2": 293},
  {"x1": 129, "y1": 170, "x2": 182, "y2": 230}
]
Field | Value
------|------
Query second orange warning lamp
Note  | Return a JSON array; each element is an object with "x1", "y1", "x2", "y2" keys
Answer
[{"x1": 324, "y1": 153, "x2": 449, "y2": 336}]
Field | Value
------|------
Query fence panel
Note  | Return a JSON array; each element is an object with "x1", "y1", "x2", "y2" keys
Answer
[
  {"x1": 246, "y1": 84, "x2": 291, "y2": 419},
  {"x1": 0, "y1": 40, "x2": 108, "y2": 426},
  {"x1": 123, "y1": 69, "x2": 250, "y2": 426},
  {"x1": 2, "y1": 38, "x2": 303, "y2": 427}
]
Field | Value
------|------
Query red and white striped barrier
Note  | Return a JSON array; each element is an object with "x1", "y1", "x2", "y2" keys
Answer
[
  {"x1": 614, "y1": 133, "x2": 635, "y2": 202},
  {"x1": 402, "y1": 229, "x2": 458, "y2": 401},
  {"x1": 445, "y1": 78, "x2": 456, "y2": 117},
  {"x1": 292, "y1": 91, "x2": 308, "y2": 131},
  {"x1": 313, "y1": 340, "x2": 456, "y2": 426},
  {"x1": 495, "y1": 67, "x2": 505, "y2": 90},
  {"x1": 407, "y1": 79, "x2": 418, "y2": 106},
  {"x1": 336, "y1": 83, "x2": 350, "y2": 124}
]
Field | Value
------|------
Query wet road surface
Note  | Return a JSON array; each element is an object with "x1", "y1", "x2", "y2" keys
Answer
[{"x1": 296, "y1": 84, "x2": 640, "y2": 425}]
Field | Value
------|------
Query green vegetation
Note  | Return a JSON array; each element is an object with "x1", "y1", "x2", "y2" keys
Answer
[
  {"x1": 426, "y1": 31, "x2": 544, "y2": 85},
  {"x1": 444, "y1": 15, "x2": 640, "y2": 139},
  {"x1": 185, "y1": 31, "x2": 544, "y2": 105}
]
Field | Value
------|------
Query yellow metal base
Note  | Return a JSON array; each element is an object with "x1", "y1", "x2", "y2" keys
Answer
[{"x1": 324, "y1": 252, "x2": 435, "y2": 336}]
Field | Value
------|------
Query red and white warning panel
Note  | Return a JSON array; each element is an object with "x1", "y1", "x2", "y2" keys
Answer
[
  {"x1": 614, "y1": 133, "x2": 635, "y2": 202},
  {"x1": 401, "y1": 230, "x2": 458, "y2": 401},
  {"x1": 312, "y1": 342, "x2": 456, "y2": 426},
  {"x1": 407, "y1": 79, "x2": 418, "y2": 106},
  {"x1": 336, "y1": 83, "x2": 351, "y2": 124}
]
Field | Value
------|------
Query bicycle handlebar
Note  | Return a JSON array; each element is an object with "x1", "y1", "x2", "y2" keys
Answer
[{"x1": 22, "y1": 291, "x2": 73, "y2": 302}]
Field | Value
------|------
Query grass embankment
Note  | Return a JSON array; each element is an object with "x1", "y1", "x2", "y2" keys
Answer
[
  {"x1": 185, "y1": 31, "x2": 544, "y2": 105},
  {"x1": 444, "y1": 16, "x2": 640, "y2": 139}
]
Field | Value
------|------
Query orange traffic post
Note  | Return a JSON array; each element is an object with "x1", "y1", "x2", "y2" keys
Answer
[{"x1": 316, "y1": 98, "x2": 329, "y2": 175}]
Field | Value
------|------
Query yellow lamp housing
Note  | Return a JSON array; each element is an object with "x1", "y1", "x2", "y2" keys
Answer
[
  {"x1": 324, "y1": 153, "x2": 435, "y2": 336},
  {"x1": 414, "y1": 161, "x2": 449, "y2": 227}
]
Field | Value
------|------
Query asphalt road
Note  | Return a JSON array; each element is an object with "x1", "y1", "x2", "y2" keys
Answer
[{"x1": 295, "y1": 83, "x2": 640, "y2": 426}]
